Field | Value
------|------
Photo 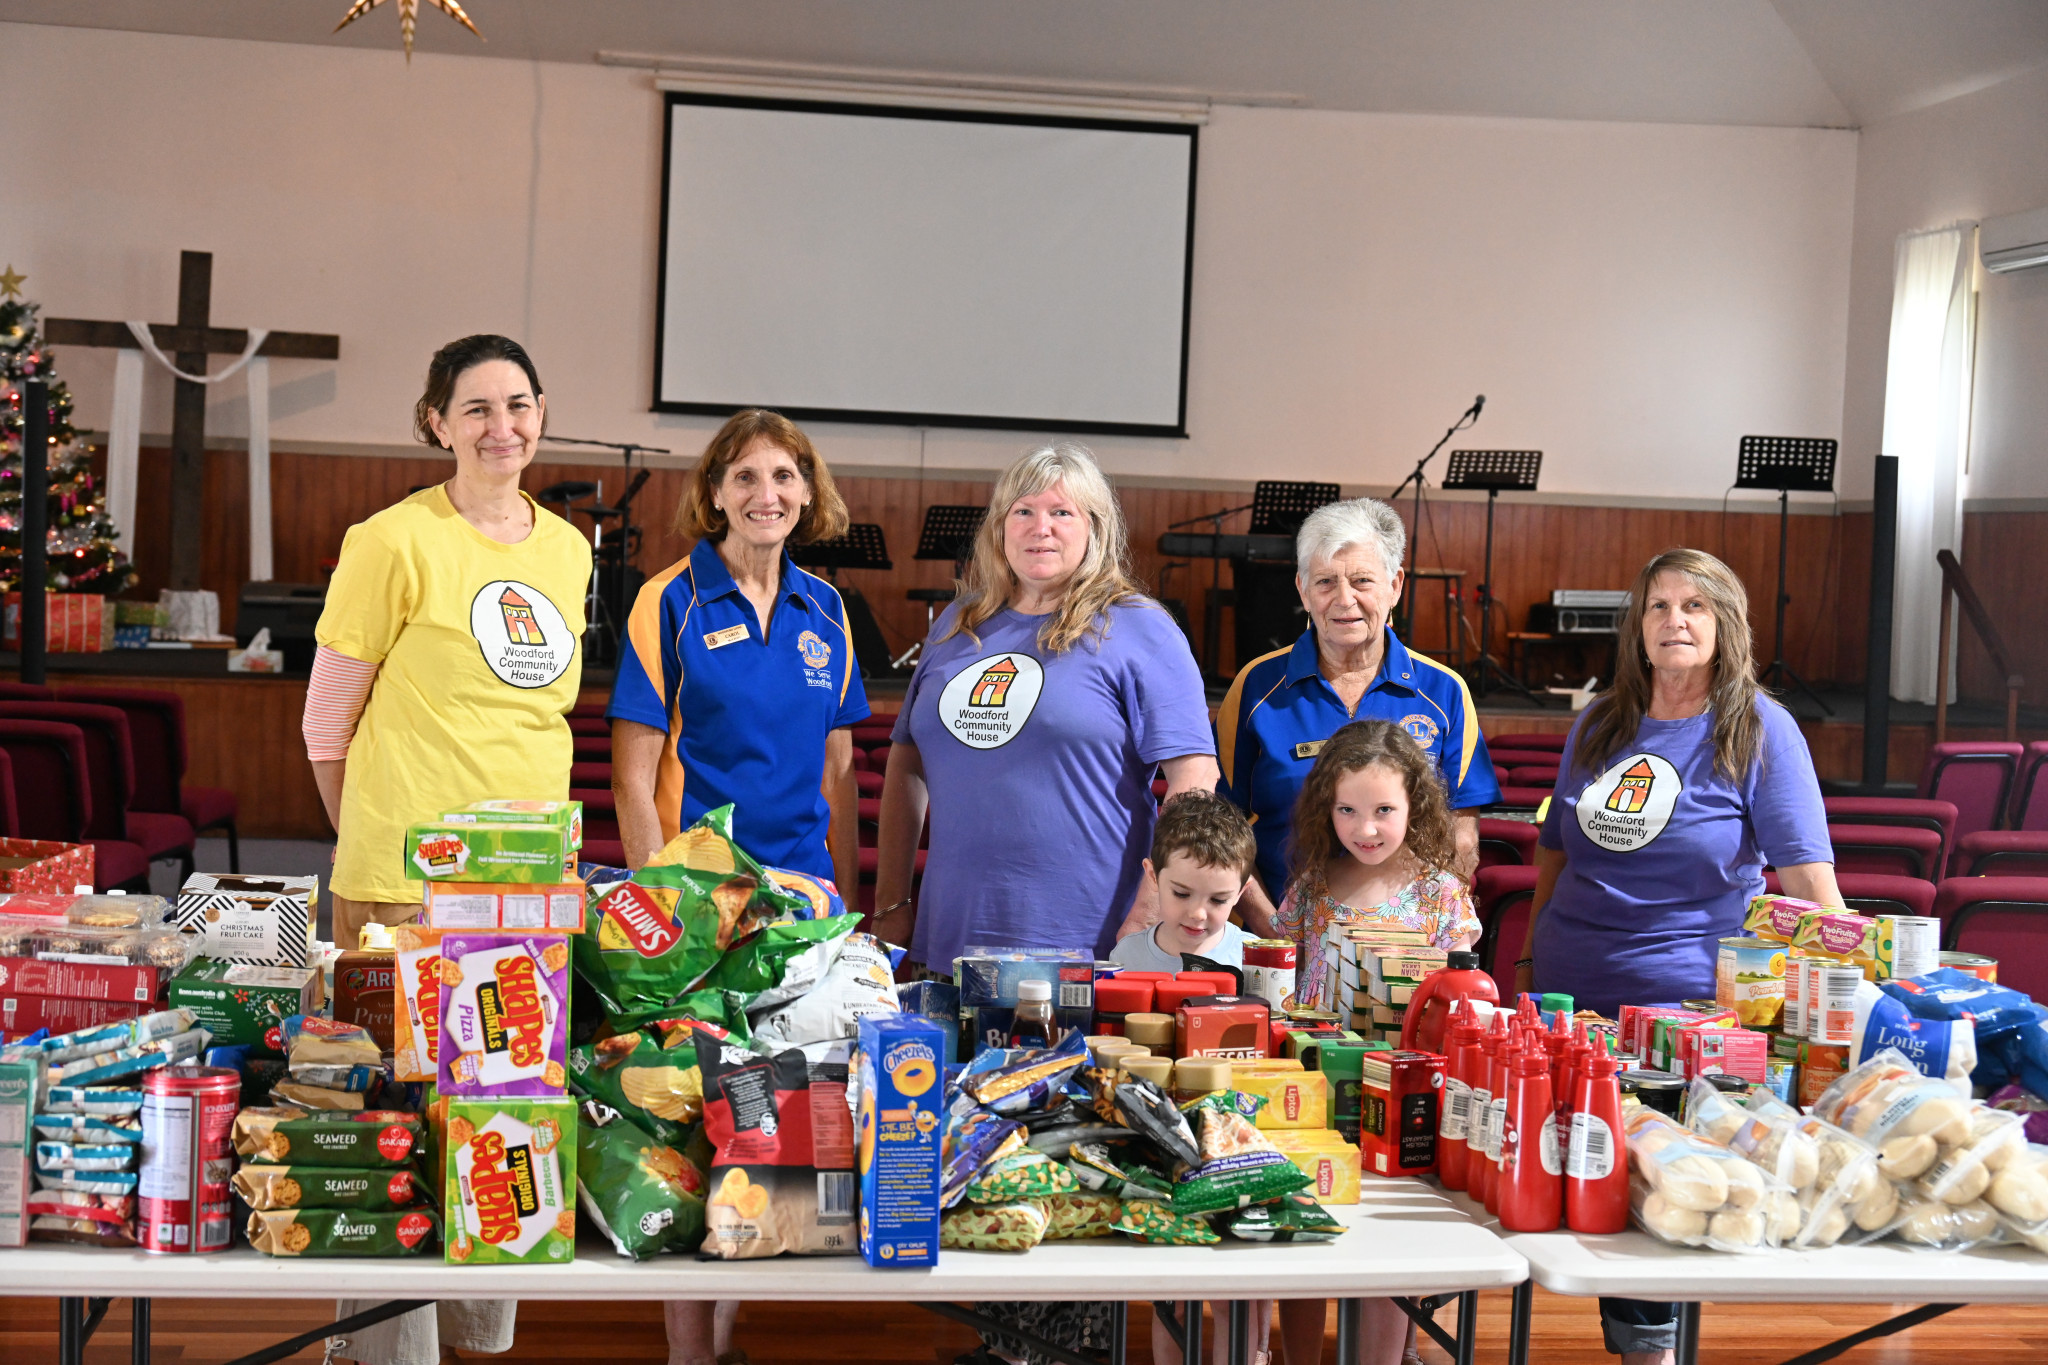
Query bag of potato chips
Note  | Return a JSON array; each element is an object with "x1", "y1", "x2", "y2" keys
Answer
[
  {"x1": 695, "y1": 915, "x2": 859, "y2": 1010},
  {"x1": 575, "y1": 806, "x2": 812, "y2": 1027},
  {"x1": 696, "y1": 1034, "x2": 856, "y2": 1258},
  {"x1": 575, "y1": 1099, "x2": 707, "y2": 1259},
  {"x1": 567, "y1": 1030, "x2": 705, "y2": 1148}
]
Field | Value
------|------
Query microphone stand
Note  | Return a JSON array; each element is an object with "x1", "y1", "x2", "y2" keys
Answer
[
  {"x1": 539, "y1": 436, "x2": 674, "y2": 666},
  {"x1": 1387, "y1": 402, "x2": 1480, "y2": 640},
  {"x1": 1167, "y1": 503, "x2": 1255, "y2": 683}
]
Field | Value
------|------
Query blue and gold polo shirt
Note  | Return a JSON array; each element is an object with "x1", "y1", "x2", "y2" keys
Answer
[
  {"x1": 606, "y1": 538, "x2": 869, "y2": 879},
  {"x1": 1217, "y1": 626, "x2": 1500, "y2": 895}
]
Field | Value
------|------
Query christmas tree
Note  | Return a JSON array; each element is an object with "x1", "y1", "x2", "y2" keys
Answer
[{"x1": 0, "y1": 271, "x2": 138, "y2": 596}]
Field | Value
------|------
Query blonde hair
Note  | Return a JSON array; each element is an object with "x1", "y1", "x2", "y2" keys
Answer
[
  {"x1": 1574, "y1": 548, "x2": 1766, "y2": 784},
  {"x1": 937, "y1": 442, "x2": 1150, "y2": 654}
]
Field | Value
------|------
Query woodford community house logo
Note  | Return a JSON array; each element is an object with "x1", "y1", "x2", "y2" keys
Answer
[
  {"x1": 1575, "y1": 751, "x2": 1681, "y2": 852},
  {"x1": 469, "y1": 580, "x2": 574, "y2": 688},
  {"x1": 938, "y1": 652, "x2": 1045, "y2": 749}
]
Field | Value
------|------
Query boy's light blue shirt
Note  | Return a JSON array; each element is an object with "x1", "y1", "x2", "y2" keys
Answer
[{"x1": 1109, "y1": 921, "x2": 1249, "y2": 973}]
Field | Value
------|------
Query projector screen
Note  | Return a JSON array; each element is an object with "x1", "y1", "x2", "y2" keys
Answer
[{"x1": 655, "y1": 94, "x2": 1198, "y2": 435}]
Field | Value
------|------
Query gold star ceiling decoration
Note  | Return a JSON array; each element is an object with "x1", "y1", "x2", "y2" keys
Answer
[{"x1": 335, "y1": 0, "x2": 484, "y2": 61}]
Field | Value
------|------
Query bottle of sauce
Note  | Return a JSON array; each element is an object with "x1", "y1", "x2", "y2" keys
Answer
[
  {"x1": 1554, "y1": 1025, "x2": 1593, "y2": 1158},
  {"x1": 1462, "y1": 1010, "x2": 1506, "y2": 1195},
  {"x1": 1482, "y1": 1036, "x2": 1521, "y2": 1215},
  {"x1": 1498, "y1": 1049, "x2": 1562, "y2": 1231},
  {"x1": 1566, "y1": 1050, "x2": 1629, "y2": 1233},
  {"x1": 1008, "y1": 979, "x2": 1059, "y2": 1049},
  {"x1": 1439, "y1": 1004, "x2": 1483, "y2": 1192},
  {"x1": 1400, "y1": 949, "x2": 1501, "y2": 1054}
]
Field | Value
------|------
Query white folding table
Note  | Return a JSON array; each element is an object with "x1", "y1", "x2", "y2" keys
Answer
[{"x1": 1, "y1": 1179, "x2": 1526, "y2": 1365}]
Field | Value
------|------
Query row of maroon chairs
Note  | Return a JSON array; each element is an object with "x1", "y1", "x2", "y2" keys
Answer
[{"x1": 0, "y1": 682, "x2": 240, "y2": 893}]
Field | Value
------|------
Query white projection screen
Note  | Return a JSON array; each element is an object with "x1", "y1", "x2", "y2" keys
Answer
[{"x1": 655, "y1": 94, "x2": 1198, "y2": 435}]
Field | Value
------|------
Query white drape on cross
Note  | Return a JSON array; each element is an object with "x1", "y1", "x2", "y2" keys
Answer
[{"x1": 104, "y1": 323, "x2": 276, "y2": 581}]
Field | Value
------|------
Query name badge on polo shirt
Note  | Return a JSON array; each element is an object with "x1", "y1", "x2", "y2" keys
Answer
[
  {"x1": 703, "y1": 624, "x2": 749, "y2": 650},
  {"x1": 1293, "y1": 740, "x2": 1326, "y2": 760}
]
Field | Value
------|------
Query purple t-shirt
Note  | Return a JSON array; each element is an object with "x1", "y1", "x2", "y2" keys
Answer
[
  {"x1": 893, "y1": 601, "x2": 1214, "y2": 971},
  {"x1": 1535, "y1": 699, "x2": 1830, "y2": 1015}
]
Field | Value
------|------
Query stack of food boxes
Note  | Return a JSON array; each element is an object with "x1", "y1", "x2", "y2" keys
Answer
[
  {"x1": 1322, "y1": 924, "x2": 1445, "y2": 1045},
  {"x1": 404, "y1": 802, "x2": 583, "y2": 1267},
  {"x1": 0, "y1": 1045, "x2": 36, "y2": 1245},
  {"x1": 233, "y1": 1104, "x2": 434, "y2": 1257}
]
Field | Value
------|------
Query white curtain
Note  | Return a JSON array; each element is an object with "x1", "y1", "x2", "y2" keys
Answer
[
  {"x1": 106, "y1": 349, "x2": 144, "y2": 558},
  {"x1": 1880, "y1": 225, "x2": 1974, "y2": 704}
]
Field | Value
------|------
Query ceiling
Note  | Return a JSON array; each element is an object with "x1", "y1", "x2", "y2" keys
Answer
[{"x1": 5, "y1": 0, "x2": 2048, "y2": 128}]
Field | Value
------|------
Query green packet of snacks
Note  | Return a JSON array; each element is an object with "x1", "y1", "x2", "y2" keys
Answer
[
  {"x1": 940, "y1": 1198, "x2": 1050, "y2": 1252},
  {"x1": 575, "y1": 1100, "x2": 707, "y2": 1260},
  {"x1": 230, "y1": 1165, "x2": 424, "y2": 1212},
  {"x1": 232, "y1": 1107, "x2": 423, "y2": 1168},
  {"x1": 692, "y1": 914, "x2": 858, "y2": 1008},
  {"x1": 965, "y1": 1149, "x2": 1078, "y2": 1203},
  {"x1": 1043, "y1": 1190, "x2": 1122, "y2": 1240},
  {"x1": 567, "y1": 1029, "x2": 705, "y2": 1148},
  {"x1": 1171, "y1": 1095, "x2": 1312, "y2": 1216},
  {"x1": 1067, "y1": 1140, "x2": 1173, "y2": 1202},
  {"x1": 1222, "y1": 1191, "x2": 1346, "y2": 1243},
  {"x1": 247, "y1": 1207, "x2": 437, "y2": 1257},
  {"x1": 1114, "y1": 1199, "x2": 1221, "y2": 1246}
]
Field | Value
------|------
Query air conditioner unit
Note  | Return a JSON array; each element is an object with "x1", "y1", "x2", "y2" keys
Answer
[{"x1": 1981, "y1": 206, "x2": 2048, "y2": 274}]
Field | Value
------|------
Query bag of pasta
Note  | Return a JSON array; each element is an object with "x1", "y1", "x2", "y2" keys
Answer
[
  {"x1": 1625, "y1": 1109, "x2": 1794, "y2": 1252},
  {"x1": 1985, "y1": 1143, "x2": 2048, "y2": 1252}
]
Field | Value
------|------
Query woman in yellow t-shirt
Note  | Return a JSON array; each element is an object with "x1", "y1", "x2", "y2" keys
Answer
[{"x1": 306, "y1": 335, "x2": 590, "y2": 949}]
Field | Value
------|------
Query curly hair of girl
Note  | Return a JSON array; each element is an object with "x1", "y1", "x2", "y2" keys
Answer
[{"x1": 1286, "y1": 719, "x2": 1463, "y2": 883}]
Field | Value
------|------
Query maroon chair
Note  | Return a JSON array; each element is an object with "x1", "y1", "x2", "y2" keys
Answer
[
  {"x1": 570, "y1": 761, "x2": 612, "y2": 787},
  {"x1": 1827, "y1": 823, "x2": 1944, "y2": 880},
  {"x1": 0, "y1": 719, "x2": 146, "y2": 890},
  {"x1": 1919, "y1": 743, "x2": 2023, "y2": 871},
  {"x1": 1955, "y1": 831, "x2": 2048, "y2": 878},
  {"x1": 0, "y1": 749, "x2": 22, "y2": 837},
  {"x1": 1476, "y1": 817, "x2": 1538, "y2": 868},
  {"x1": 1762, "y1": 869, "x2": 1936, "y2": 918},
  {"x1": 55, "y1": 685, "x2": 236, "y2": 874},
  {"x1": 0, "y1": 683, "x2": 54, "y2": 701},
  {"x1": 1822, "y1": 796, "x2": 1958, "y2": 874},
  {"x1": 567, "y1": 716, "x2": 609, "y2": 738},
  {"x1": 0, "y1": 702, "x2": 172, "y2": 887},
  {"x1": 2011, "y1": 742, "x2": 2048, "y2": 831},
  {"x1": 1506, "y1": 765, "x2": 1559, "y2": 789},
  {"x1": 1492, "y1": 764, "x2": 1510, "y2": 788},
  {"x1": 855, "y1": 770, "x2": 884, "y2": 797},
  {"x1": 1488, "y1": 733, "x2": 1567, "y2": 753},
  {"x1": 1934, "y1": 877, "x2": 2048, "y2": 1004},
  {"x1": 1489, "y1": 749, "x2": 1565, "y2": 769},
  {"x1": 571, "y1": 788, "x2": 619, "y2": 846},
  {"x1": 855, "y1": 845, "x2": 926, "y2": 918},
  {"x1": 1493, "y1": 785, "x2": 1553, "y2": 812},
  {"x1": 581, "y1": 837, "x2": 627, "y2": 868},
  {"x1": 1474, "y1": 863, "x2": 1538, "y2": 998}
]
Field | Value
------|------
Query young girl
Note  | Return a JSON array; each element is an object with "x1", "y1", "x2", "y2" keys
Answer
[
  {"x1": 1272, "y1": 721, "x2": 1480, "y2": 1365},
  {"x1": 1279, "y1": 720, "x2": 1479, "y2": 1013}
]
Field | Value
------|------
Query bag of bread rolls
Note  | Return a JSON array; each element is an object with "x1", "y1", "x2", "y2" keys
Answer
[
  {"x1": 1717, "y1": 1088, "x2": 1889, "y2": 1248},
  {"x1": 1626, "y1": 1109, "x2": 1795, "y2": 1252},
  {"x1": 1985, "y1": 1143, "x2": 2048, "y2": 1251}
]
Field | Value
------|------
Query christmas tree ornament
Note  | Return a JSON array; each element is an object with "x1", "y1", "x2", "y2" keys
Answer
[
  {"x1": 0, "y1": 266, "x2": 24, "y2": 301},
  {"x1": 334, "y1": 0, "x2": 483, "y2": 61}
]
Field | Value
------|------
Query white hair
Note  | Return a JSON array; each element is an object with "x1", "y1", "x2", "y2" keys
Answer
[{"x1": 1295, "y1": 496, "x2": 1406, "y2": 581}]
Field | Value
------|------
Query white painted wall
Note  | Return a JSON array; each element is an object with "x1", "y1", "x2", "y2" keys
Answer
[
  {"x1": 3, "y1": 22, "x2": 1856, "y2": 498},
  {"x1": 1841, "y1": 64, "x2": 2048, "y2": 504}
]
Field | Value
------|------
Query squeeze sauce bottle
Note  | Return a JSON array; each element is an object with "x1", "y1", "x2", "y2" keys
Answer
[
  {"x1": 1565, "y1": 1050, "x2": 1630, "y2": 1233},
  {"x1": 1400, "y1": 949, "x2": 1501, "y2": 1055},
  {"x1": 1555, "y1": 1026, "x2": 1592, "y2": 1156},
  {"x1": 1482, "y1": 1037, "x2": 1520, "y2": 1215},
  {"x1": 1499, "y1": 1048, "x2": 1562, "y2": 1231},
  {"x1": 1439, "y1": 1003, "x2": 1483, "y2": 1191},
  {"x1": 1463, "y1": 1011, "x2": 1507, "y2": 1194}
]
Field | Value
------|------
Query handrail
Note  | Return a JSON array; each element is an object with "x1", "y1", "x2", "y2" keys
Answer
[{"x1": 1934, "y1": 549, "x2": 2022, "y2": 743}]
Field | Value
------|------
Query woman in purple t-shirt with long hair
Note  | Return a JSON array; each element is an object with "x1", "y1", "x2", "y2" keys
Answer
[{"x1": 1517, "y1": 547, "x2": 1842, "y2": 1365}]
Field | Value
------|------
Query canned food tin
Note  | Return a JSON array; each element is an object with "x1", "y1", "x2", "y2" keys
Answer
[
  {"x1": 1714, "y1": 938, "x2": 1786, "y2": 1029},
  {"x1": 1807, "y1": 963, "x2": 1862, "y2": 1046},
  {"x1": 1939, "y1": 951, "x2": 1998, "y2": 983},
  {"x1": 1241, "y1": 939, "x2": 1298, "y2": 1011},
  {"x1": 1781, "y1": 951, "x2": 1808, "y2": 1038},
  {"x1": 139, "y1": 1066, "x2": 240, "y2": 1254}
]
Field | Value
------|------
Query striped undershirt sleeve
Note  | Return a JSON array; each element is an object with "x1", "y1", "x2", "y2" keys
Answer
[{"x1": 302, "y1": 645, "x2": 380, "y2": 762}]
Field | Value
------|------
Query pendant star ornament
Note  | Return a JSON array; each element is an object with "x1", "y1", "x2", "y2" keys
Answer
[
  {"x1": 0, "y1": 265, "x2": 23, "y2": 300},
  {"x1": 334, "y1": 0, "x2": 483, "y2": 61}
]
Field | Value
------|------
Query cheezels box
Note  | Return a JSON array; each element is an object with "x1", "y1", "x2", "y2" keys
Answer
[
  {"x1": 444, "y1": 1097, "x2": 577, "y2": 1264},
  {"x1": 855, "y1": 1013, "x2": 943, "y2": 1268},
  {"x1": 438, "y1": 934, "x2": 570, "y2": 1097},
  {"x1": 406, "y1": 824, "x2": 576, "y2": 885}
]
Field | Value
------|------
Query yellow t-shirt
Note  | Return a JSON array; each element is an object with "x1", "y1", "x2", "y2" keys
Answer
[{"x1": 317, "y1": 485, "x2": 593, "y2": 902}]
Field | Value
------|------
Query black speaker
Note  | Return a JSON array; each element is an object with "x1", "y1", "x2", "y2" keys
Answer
[{"x1": 1232, "y1": 560, "x2": 1306, "y2": 671}]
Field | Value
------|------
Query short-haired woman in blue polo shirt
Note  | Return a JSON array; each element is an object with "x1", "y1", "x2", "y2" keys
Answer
[{"x1": 608, "y1": 409, "x2": 869, "y2": 1365}]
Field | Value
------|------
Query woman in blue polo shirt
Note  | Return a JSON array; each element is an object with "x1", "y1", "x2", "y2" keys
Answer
[
  {"x1": 1216, "y1": 497, "x2": 1499, "y2": 932},
  {"x1": 609, "y1": 409, "x2": 868, "y2": 1365}
]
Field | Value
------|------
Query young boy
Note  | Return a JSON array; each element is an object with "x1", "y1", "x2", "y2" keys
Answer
[{"x1": 1111, "y1": 790, "x2": 1258, "y2": 971}]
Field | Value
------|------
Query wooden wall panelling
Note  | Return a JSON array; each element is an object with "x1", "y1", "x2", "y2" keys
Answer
[{"x1": 1957, "y1": 510, "x2": 2048, "y2": 711}]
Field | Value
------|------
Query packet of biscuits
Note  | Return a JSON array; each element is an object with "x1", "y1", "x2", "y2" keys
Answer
[
  {"x1": 437, "y1": 934, "x2": 571, "y2": 1097},
  {"x1": 233, "y1": 1107, "x2": 423, "y2": 1168},
  {"x1": 392, "y1": 926, "x2": 449, "y2": 1082},
  {"x1": 574, "y1": 805, "x2": 812, "y2": 1027},
  {"x1": 248, "y1": 1207, "x2": 437, "y2": 1257},
  {"x1": 282, "y1": 1016, "x2": 382, "y2": 1091},
  {"x1": 443, "y1": 1097, "x2": 578, "y2": 1264},
  {"x1": 232, "y1": 1164, "x2": 424, "y2": 1211}
]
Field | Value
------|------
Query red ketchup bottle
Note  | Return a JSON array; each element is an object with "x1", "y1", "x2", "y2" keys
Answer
[
  {"x1": 1554, "y1": 1026, "x2": 1593, "y2": 1159},
  {"x1": 1566, "y1": 1050, "x2": 1630, "y2": 1233},
  {"x1": 1439, "y1": 1003, "x2": 1484, "y2": 1192},
  {"x1": 1482, "y1": 1036, "x2": 1521, "y2": 1215},
  {"x1": 1462, "y1": 1010, "x2": 1506, "y2": 1195},
  {"x1": 1400, "y1": 950, "x2": 1501, "y2": 1055},
  {"x1": 1498, "y1": 1049, "x2": 1562, "y2": 1231}
]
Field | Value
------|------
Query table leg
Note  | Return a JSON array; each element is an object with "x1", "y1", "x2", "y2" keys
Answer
[
  {"x1": 1505, "y1": 1282, "x2": 1532, "y2": 1365},
  {"x1": 1110, "y1": 1301, "x2": 1128, "y2": 1365},
  {"x1": 1184, "y1": 1299, "x2": 1205, "y2": 1365},
  {"x1": 59, "y1": 1297, "x2": 83, "y2": 1365},
  {"x1": 1676, "y1": 1302, "x2": 1702, "y2": 1365},
  {"x1": 1334, "y1": 1298, "x2": 1360, "y2": 1365},
  {"x1": 132, "y1": 1297, "x2": 152, "y2": 1365},
  {"x1": 1226, "y1": 1300, "x2": 1250, "y2": 1365},
  {"x1": 1454, "y1": 1291, "x2": 1478, "y2": 1365}
]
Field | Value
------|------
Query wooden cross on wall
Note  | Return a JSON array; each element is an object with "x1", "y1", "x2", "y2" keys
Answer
[{"x1": 45, "y1": 250, "x2": 340, "y2": 589}]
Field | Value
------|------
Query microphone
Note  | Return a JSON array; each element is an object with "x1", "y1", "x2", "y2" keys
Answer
[{"x1": 1467, "y1": 394, "x2": 1486, "y2": 419}]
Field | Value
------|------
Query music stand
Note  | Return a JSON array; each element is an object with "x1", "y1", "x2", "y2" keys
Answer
[
  {"x1": 1444, "y1": 450, "x2": 1543, "y2": 703},
  {"x1": 789, "y1": 523, "x2": 894, "y2": 579},
  {"x1": 1249, "y1": 481, "x2": 1341, "y2": 536},
  {"x1": 900, "y1": 505, "x2": 987, "y2": 666},
  {"x1": 1737, "y1": 435, "x2": 1837, "y2": 715}
]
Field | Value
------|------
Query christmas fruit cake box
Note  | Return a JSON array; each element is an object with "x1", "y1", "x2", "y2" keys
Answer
[
  {"x1": 444, "y1": 1097, "x2": 577, "y2": 1264},
  {"x1": 172, "y1": 872, "x2": 320, "y2": 967},
  {"x1": 438, "y1": 934, "x2": 570, "y2": 1097},
  {"x1": 405, "y1": 824, "x2": 576, "y2": 884},
  {"x1": 439, "y1": 801, "x2": 584, "y2": 851}
]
